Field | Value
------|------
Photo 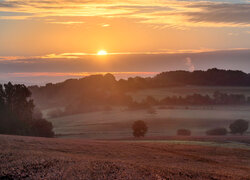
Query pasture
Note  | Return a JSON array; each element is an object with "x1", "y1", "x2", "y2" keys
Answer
[
  {"x1": 47, "y1": 105, "x2": 250, "y2": 139},
  {"x1": 41, "y1": 86, "x2": 250, "y2": 139}
]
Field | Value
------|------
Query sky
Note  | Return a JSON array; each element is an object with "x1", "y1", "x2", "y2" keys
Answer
[{"x1": 0, "y1": 0, "x2": 250, "y2": 84}]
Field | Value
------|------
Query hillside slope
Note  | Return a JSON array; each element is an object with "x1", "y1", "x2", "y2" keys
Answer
[{"x1": 0, "y1": 135, "x2": 250, "y2": 180}]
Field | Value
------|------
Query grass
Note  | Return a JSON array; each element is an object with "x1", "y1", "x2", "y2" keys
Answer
[
  {"x1": 48, "y1": 106, "x2": 250, "y2": 138},
  {"x1": 1, "y1": 134, "x2": 250, "y2": 179},
  {"x1": 40, "y1": 86, "x2": 250, "y2": 138},
  {"x1": 122, "y1": 140, "x2": 250, "y2": 150}
]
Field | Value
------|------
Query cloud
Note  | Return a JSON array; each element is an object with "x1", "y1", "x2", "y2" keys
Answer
[
  {"x1": 1, "y1": 48, "x2": 250, "y2": 84},
  {"x1": 47, "y1": 21, "x2": 85, "y2": 25},
  {"x1": 185, "y1": 3, "x2": 250, "y2": 26},
  {"x1": 0, "y1": 0, "x2": 249, "y2": 28}
]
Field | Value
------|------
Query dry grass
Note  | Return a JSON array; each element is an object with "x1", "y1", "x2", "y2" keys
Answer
[{"x1": 0, "y1": 135, "x2": 250, "y2": 180}]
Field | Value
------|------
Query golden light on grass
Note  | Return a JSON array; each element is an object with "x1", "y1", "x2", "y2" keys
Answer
[{"x1": 97, "y1": 50, "x2": 107, "y2": 56}]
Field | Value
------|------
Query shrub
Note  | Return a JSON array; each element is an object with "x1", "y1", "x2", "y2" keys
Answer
[
  {"x1": 31, "y1": 119, "x2": 55, "y2": 137},
  {"x1": 229, "y1": 119, "x2": 249, "y2": 135},
  {"x1": 132, "y1": 120, "x2": 148, "y2": 137},
  {"x1": 177, "y1": 129, "x2": 191, "y2": 136},
  {"x1": 206, "y1": 128, "x2": 228, "y2": 136}
]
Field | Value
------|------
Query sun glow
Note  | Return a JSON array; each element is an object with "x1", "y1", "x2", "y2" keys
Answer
[{"x1": 97, "y1": 50, "x2": 107, "y2": 56}]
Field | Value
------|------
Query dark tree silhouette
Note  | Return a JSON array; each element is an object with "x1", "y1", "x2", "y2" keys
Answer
[
  {"x1": 0, "y1": 82, "x2": 54, "y2": 137},
  {"x1": 132, "y1": 120, "x2": 148, "y2": 137},
  {"x1": 229, "y1": 119, "x2": 249, "y2": 135}
]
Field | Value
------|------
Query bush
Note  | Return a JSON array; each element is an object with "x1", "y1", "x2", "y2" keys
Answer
[
  {"x1": 31, "y1": 119, "x2": 55, "y2": 137},
  {"x1": 229, "y1": 119, "x2": 249, "y2": 135},
  {"x1": 132, "y1": 120, "x2": 148, "y2": 137},
  {"x1": 206, "y1": 128, "x2": 228, "y2": 136},
  {"x1": 177, "y1": 129, "x2": 191, "y2": 136}
]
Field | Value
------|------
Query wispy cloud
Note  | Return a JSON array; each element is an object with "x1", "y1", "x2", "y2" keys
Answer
[
  {"x1": 47, "y1": 21, "x2": 85, "y2": 25},
  {"x1": 0, "y1": 0, "x2": 249, "y2": 28},
  {"x1": 1, "y1": 48, "x2": 250, "y2": 62},
  {"x1": 6, "y1": 71, "x2": 158, "y2": 78}
]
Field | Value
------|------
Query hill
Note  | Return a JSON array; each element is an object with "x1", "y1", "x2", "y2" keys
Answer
[
  {"x1": 1, "y1": 135, "x2": 250, "y2": 179},
  {"x1": 29, "y1": 68, "x2": 250, "y2": 109}
]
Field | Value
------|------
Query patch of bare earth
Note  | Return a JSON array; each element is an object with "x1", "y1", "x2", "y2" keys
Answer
[{"x1": 0, "y1": 135, "x2": 250, "y2": 180}]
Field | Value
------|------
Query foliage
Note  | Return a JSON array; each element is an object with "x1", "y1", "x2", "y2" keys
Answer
[
  {"x1": 30, "y1": 69, "x2": 250, "y2": 109},
  {"x1": 0, "y1": 82, "x2": 54, "y2": 137},
  {"x1": 229, "y1": 119, "x2": 249, "y2": 135},
  {"x1": 206, "y1": 128, "x2": 228, "y2": 136},
  {"x1": 132, "y1": 120, "x2": 148, "y2": 137},
  {"x1": 177, "y1": 129, "x2": 191, "y2": 136},
  {"x1": 29, "y1": 70, "x2": 250, "y2": 117}
]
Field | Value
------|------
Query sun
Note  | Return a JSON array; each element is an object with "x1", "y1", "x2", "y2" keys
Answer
[{"x1": 97, "y1": 50, "x2": 107, "y2": 56}]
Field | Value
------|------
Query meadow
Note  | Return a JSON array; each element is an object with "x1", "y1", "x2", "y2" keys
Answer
[{"x1": 45, "y1": 86, "x2": 250, "y2": 139}]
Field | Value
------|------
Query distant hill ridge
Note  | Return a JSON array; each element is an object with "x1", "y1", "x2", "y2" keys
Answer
[
  {"x1": 28, "y1": 68, "x2": 250, "y2": 108},
  {"x1": 30, "y1": 68, "x2": 250, "y2": 90}
]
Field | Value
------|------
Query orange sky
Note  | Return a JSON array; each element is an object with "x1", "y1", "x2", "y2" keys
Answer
[
  {"x1": 0, "y1": 0, "x2": 250, "y2": 55},
  {"x1": 0, "y1": 0, "x2": 250, "y2": 84}
]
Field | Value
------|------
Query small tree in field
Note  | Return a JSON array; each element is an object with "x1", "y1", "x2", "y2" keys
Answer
[
  {"x1": 132, "y1": 120, "x2": 148, "y2": 137},
  {"x1": 229, "y1": 119, "x2": 249, "y2": 135}
]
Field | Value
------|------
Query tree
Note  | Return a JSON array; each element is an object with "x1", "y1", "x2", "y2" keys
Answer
[
  {"x1": 132, "y1": 120, "x2": 148, "y2": 137},
  {"x1": 229, "y1": 119, "x2": 249, "y2": 135},
  {"x1": 31, "y1": 119, "x2": 54, "y2": 137},
  {"x1": 0, "y1": 82, "x2": 54, "y2": 137}
]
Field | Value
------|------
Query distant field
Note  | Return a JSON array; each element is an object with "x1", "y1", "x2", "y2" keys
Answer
[
  {"x1": 128, "y1": 86, "x2": 250, "y2": 101},
  {"x1": 48, "y1": 106, "x2": 250, "y2": 139},
  {"x1": 42, "y1": 86, "x2": 250, "y2": 139},
  {"x1": 1, "y1": 135, "x2": 250, "y2": 180}
]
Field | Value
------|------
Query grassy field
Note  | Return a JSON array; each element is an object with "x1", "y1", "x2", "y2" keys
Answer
[
  {"x1": 128, "y1": 86, "x2": 250, "y2": 101},
  {"x1": 48, "y1": 106, "x2": 250, "y2": 138},
  {"x1": 40, "y1": 86, "x2": 250, "y2": 138},
  {"x1": 1, "y1": 135, "x2": 250, "y2": 180}
]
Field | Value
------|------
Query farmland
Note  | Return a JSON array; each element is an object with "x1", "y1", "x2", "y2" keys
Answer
[{"x1": 1, "y1": 135, "x2": 250, "y2": 180}]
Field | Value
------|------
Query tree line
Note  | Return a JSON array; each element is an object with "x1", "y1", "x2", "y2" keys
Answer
[
  {"x1": 0, "y1": 83, "x2": 54, "y2": 137},
  {"x1": 28, "y1": 68, "x2": 250, "y2": 118},
  {"x1": 29, "y1": 68, "x2": 250, "y2": 109},
  {"x1": 129, "y1": 91, "x2": 250, "y2": 110}
]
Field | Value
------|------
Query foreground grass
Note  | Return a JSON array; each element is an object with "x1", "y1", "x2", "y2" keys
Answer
[{"x1": 0, "y1": 135, "x2": 250, "y2": 180}]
